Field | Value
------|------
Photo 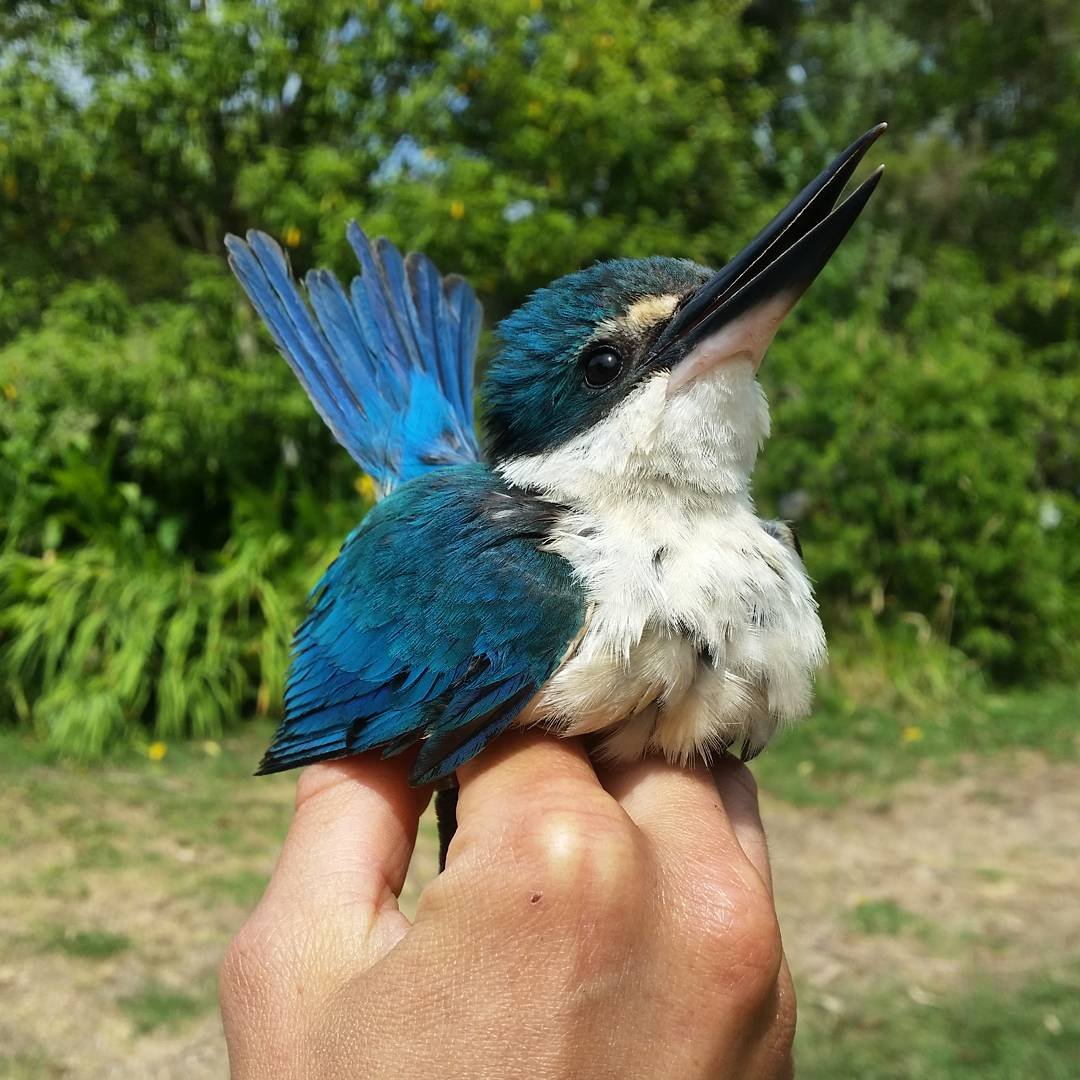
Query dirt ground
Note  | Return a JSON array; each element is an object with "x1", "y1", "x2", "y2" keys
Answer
[{"x1": 1, "y1": 746, "x2": 1077, "y2": 1078}]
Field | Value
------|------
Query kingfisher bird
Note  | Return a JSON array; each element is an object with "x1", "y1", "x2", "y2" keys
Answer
[{"x1": 226, "y1": 125, "x2": 885, "y2": 841}]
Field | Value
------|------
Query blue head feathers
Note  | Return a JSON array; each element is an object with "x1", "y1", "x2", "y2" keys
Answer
[{"x1": 481, "y1": 257, "x2": 710, "y2": 460}]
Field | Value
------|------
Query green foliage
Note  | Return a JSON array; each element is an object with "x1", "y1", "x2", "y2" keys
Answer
[
  {"x1": 0, "y1": 0, "x2": 1077, "y2": 752},
  {"x1": 758, "y1": 245, "x2": 1078, "y2": 677},
  {"x1": 0, "y1": 0, "x2": 772, "y2": 329},
  {"x1": 0, "y1": 277, "x2": 361, "y2": 752},
  {"x1": 1, "y1": 534, "x2": 295, "y2": 755},
  {"x1": 750, "y1": 0, "x2": 1080, "y2": 676}
]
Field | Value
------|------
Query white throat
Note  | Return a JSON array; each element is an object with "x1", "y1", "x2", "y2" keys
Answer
[{"x1": 496, "y1": 362, "x2": 770, "y2": 509}]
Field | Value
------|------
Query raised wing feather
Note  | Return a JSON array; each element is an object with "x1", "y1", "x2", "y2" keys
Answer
[
  {"x1": 225, "y1": 226, "x2": 482, "y2": 494},
  {"x1": 259, "y1": 464, "x2": 585, "y2": 785}
]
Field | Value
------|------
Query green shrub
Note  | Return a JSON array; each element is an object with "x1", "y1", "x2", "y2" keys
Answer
[
  {"x1": 0, "y1": 270, "x2": 354, "y2": 559},
  {"x1": 1, "y1": 532, "x2": 296, "y2": 754},
  {"x1": 758, "y1": 245, "x2": 1079, "y2": 679},
  {"x1": 0, "y1": 276, "x2": 363, "y2": 753}
]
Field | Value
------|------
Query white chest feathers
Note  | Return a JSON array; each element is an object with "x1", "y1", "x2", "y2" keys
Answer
[
  {"x1": 527, "y1": 497, "x2": 825, "y2": 763},
  {"x1": 498, "y1": 364, "x2": 826, "y2": 764}
]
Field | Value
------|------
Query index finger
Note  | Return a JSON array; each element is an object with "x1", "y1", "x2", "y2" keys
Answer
[
  {"x1": 244, "y1": 753, "x2": 430, "y2": 969},
  {"x1": 449, "y1": 730, "x2": 629, "y2": 863}
]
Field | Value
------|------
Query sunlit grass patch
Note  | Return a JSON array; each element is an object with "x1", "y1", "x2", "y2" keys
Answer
[
  {"x1": 72, "y1": 840, "x2": 126, "y2": 871},
  {"x1": 20, "y1": 864, "x2": 90, "y2": 902},
  {"x1": 55, "y1": 813, "x2": 122, "y2": 842},
  {"x1": 152, "y1": 789, "x2": 291, "y2": 852},
  {"x1": 846, "y1": 899, "x2": 935, "y2": 939},
  {"x1": 0, "y1": 1050, "x2": 67, "y2": 1079},
  {"x1": 197, "y1": 868, "x2": 269, "y2": 907},
  {"x1": 40, "y1": 924, "x2": 131, "y2": 959},
  {"x1": 797, "y1": 968, "x2": 1080, "y2": 1079},
  {"x1": 119, "y1": 981, "x2": 214, "y2": 1033}
]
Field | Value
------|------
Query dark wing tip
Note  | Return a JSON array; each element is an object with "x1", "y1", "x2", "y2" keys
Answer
[
  {"x1": 739, "y1": 738, "x2": 765, "y2": 763},
  {"x1": 254, "y1": 744, "x2": 354, "y2": 776},
  {"x1": 253, "y1": 754, "x2": 284, "y2": 776}
]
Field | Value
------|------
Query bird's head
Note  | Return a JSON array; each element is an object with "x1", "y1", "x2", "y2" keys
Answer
[{"x1": 484, "y1": 125, "x2": 885, "y2": 505}]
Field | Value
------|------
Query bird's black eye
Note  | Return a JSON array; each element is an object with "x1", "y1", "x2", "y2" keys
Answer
[{"x1": 581, "y1": 346, "x2": 624, "y2": 389}]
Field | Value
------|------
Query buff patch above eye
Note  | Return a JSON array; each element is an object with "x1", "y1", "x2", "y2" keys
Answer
[{"x1": 616, "y1": 293, "x2": 681, "y2": 335}]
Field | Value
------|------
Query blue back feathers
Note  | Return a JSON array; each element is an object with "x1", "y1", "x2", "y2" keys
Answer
[
  {"x1": 262, "y1": 464, "x2": 584, "y2": 784},
  {"x1": 225, "y1": 225, "x2": 482, "y2": 494}
]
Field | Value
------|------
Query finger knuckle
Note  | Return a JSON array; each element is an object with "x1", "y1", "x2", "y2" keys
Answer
[
  {"x1": 686, "y1": 873, "x2": 782, "y2": 994},
  {"x1": 721, "y1": 897, "x2": 784, "y2": 1004},
  {"x1": 523, "y1": 810, "x2": 639, "y2": 895},
  {"x1": 465, "y1": 798, "x2": 643, "y2": 927},
  {"x1": 219, "y1": 917, "x2": 280, "y2": 1012}
]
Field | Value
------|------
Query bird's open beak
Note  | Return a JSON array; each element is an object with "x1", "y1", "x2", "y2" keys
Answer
[{"x1": 657, "y1": 124, "x2": 886, "y2": 395}]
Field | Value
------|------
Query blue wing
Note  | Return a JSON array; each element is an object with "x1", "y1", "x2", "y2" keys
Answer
[
  {"x1": 225, "y1": 225, "x2": 482, "y2": 494},
  {"x1": 259, "y1": 464, "x2": 585, "y2": 785}
]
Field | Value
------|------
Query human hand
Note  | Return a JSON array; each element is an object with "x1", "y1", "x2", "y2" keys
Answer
[{"x1": 220, "y1": 733, "x2": 795, "y2": 1079}]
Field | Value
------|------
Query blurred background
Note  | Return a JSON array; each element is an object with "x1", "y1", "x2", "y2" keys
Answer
[{"x1": 0, "y1": 0, "x2": 1077, "y2": 1076}]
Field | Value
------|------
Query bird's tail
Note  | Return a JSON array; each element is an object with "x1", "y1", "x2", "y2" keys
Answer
[{"x1": 225, "y1": 226, "x2": 484, "y2": 495}]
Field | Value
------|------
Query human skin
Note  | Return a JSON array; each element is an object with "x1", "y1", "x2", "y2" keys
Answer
[{"x1": 220, "y1": 732, "x2": 796, "y2": 1079}]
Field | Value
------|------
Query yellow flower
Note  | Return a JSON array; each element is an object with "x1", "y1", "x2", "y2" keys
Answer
[
  {"x1": 901, "y1": 725, "x2": 924, "y2": 744},
  {"x1": 354, "y1": 472, "x2": 377, "y2": 501},
  {"x1": 2, "y1": 383, "x2": 16, "y2": 401},
  {"x1": 147, "y1": 741, "x2": 167, "y2": 762},
  {"x1": 283, "y1": 226, "x2": 302, "y2": 248},
  {"x1": 449, "y1": 200, "x2": 466, "y2": 221}
]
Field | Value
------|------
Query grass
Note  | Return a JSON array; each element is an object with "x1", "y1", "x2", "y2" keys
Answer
[
  {"x1": 40, "y1": 925, "x2": 132, "y2": 959},
  {"x1": 0, "y1": 532, "x2": 301, "y2": 758},
  {"x1": 197, "y1": 868, "x2": 270, "y2": 907},
  {"x1": 0, "y1": 1052, "x2": 67, "y2": 1079},
  {"x1": 119, "y1": 981, "x2": 214, "y2": 1033},
  {"x1": 846, "y1": 899, "x2": 935, "y2": 939},
  {"x1": 0, "y1": 721, "x2": 294, "y2": 1074},
  {"x1": 798, "y1": 969, "x2": 1080, "y2": 1079}
]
